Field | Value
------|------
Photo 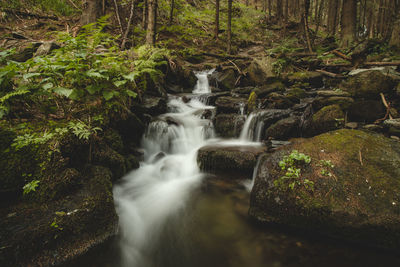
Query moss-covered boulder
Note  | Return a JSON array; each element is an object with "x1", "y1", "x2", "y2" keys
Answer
[
  {"x1": 286, "y1": 87, "x2": 307, "y2": 100},
  {"x1": 253, "y1": 81, "x2": 285, "y2": 98},
  {"x1": 313, "y1": 96, "x2": 355, "y2": 111},
  {"x1": 306, "y1": 105, "x2": 344, "y2": 136},
  {"x1": 215, "y1": 96, "x2": 247, "y2": 114},
  {"x1": 209, "y1": 68, "x2": 237, "y2": 90},
  {"x1": 249, "y1": 129, "x2": 400, "y2": 250},
  {"x1": 348, "y1": 100, "x2": 385, "y2": 123},
  {"x1": 340, "y1": 70, "x2": 396, "y2": 99},
  {"x1": 197, "y1": 145, "x2": 267, "y2": 176},
  {"x1": 246, "y1": 57, "x2": 276, "y2": 85},
  {"x1": 286, "y1": 71, "x2": 324, "y2": 88},
  {"x1": 262, "y1": 92, "x2": 296, "y2": 109},
  {"x1": 265, "y1": 116, "x2": 301, "y2": 140},
  {"x1": 214, "y1": 114, "x2": 246, "y2": 138}
]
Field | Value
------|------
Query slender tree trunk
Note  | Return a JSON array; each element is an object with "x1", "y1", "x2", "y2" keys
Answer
[
  {"x1": 276, "y1": 0, "x2": 283, "y2": 24},
  {"x1": 341, "y1": 0, "x2": 357, "y2": 47},
  {"x1": 215, "y1": 0, "x2": 220, "y2": 40},
  {"x1": 227, "y1": 0, "x2": 233, "y2": 54},
  {"x1": 302, "y1": 0, "x2": 313, "y2": 52},
  {"x1": 268, "y1": 0, "x2": 272, "y2": 16},
  {"x1": 169, "y1": 0, "x2": 175, "y2": 25},
  {"x1": 327, "y1": 0, "x2": 339, "y2": 36},
  {"x1": 121, "y1": 0, "x2": 136, "y2": 50},
  {"x1": 389, "y1": 2, "x2": 400, "y2": 48},
  {"x1": 146, "y1": 0, "x2": 157, "y2": 45},
  {"x1": 142, "y1": 0, "x2": 148, "y2": 29}
]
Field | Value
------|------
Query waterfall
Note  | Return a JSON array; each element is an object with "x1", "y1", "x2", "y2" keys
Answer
[
  {"x1": 113, "y1": 72, "x2": 215, "y2": 267},
  {"x1": 192, "y1": 69, "x2": 215, "y2": 94},
  {"x1": 239, "y1": 111, "x2": 265, "y2": 142}
]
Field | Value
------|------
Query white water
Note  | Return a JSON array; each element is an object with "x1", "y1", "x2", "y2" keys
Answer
[
  {"x1": 113, "y1": 70, "x2": 262, "y2": 267},
  {"x1": 193, "y1": 69, "x2": 215, "y2": 94},
  {"x1": 239, "y1": 111, "x2": 265, "y2": 142}
]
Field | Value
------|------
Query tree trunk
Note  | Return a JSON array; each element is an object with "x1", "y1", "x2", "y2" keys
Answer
[
  {"x1": 169, "y1": 0, "x2": 175, "y2": 25},
  {"x1": 276, "y1": 0, "x2": 283, "y2": 24},
  {"x1": 80, "y1": 0, "x2": 102, "y2": 25},
  {"x1": 146, "y1": 0, "x2": 157, "y2": 45},
  {"x1": 227, "y1": 0, "x2": 233, "y2": 54},
  {"x1": 327, "y1": 0, "x2": 339, "y2": 36},
  {"x1": 142, "y1": 0, "x2": 148, "y2": 29},
  {"x1": 215, "y1": 0, "x2": 220, "y2": 40},
  {"x1": 302, "y1": 0, "x2": 313, "y2": 52},
  {"x1": 341, "y1": 0, "x2": 357, "y2": 47},
  {"x1": 389, "y1": 4, "x2": 400, "y2": 48}
]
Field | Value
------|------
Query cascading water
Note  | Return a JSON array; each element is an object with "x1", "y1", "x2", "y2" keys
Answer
[
  {"x1": 192, "y1": 69, "x2": 215, "y2": 94},
  {"x1": 113, "y1": 71, "x2": 216, "y2": 267},
  {"x1": 239, "y1": 111, "x2": 265, "y2": 142}
]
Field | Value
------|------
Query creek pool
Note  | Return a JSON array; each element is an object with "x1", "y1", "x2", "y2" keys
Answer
[{"x1": 66, "y1": 177, "x2": 400, "y2": 267}]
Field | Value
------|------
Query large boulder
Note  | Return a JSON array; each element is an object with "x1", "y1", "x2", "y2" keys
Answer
[
  {"x1": 340, "y1": 70, "x2": 396, "y2": 99},
  {"x1": 286, "y1": 71, "x2": 324, "y2": 88},
  {"x1": 348, "y1": 100, "x2": 385, "y2": 123},
  {"x1": 214, "y1": 114, "x2": 246, "y2": 138},
  {"x1": 313, "y1": 96, "x2": 355, "y2": 111},
  {"x1": 265, "y1": 116, "x2": 301, "y2": 140},
  {"x1": 249, "y1": 129, "x2": 400, "y2": 250},
  {"x1": 246, "y1": 57, "x2": 276, "y2": 85},
  {"x1": 197, "y1": 144, "x2": 267, "y2": 176},
  {"x1": 215, "y1": 96, "x2": 247, "y2": 114},
  {"x1": 306, "y1": 105, "x2": 344, "y2": 136},
  {"x1": 209, "y1": 68, "x2": 237, "y2": 90},
  {"x1": 253, "y1": 81, "x2": 285, "y2": 98}
]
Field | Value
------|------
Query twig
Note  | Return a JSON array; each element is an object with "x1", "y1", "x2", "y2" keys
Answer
[
  {"x1": 359, "y1": 150, "x2": 363, "y2": 166},
  {"x1": 121, "y1": 0, "x2": 136, "y2": 50},
  {"x1": 332, "y1": 50, "x2": 352, "y2": 61},
  {"x1": 66, "y1": 0, "x2": 81, "y2": 10},
  {"x1": 113, "y1": 0, "x2": 124, "y2": 36},
  {"x1": 316, "y1": 69, "x2": 345, "y2": 78}
]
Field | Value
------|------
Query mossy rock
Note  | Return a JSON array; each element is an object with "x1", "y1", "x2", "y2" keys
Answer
[
  {"x1": 249, "y1": 129, "x2": 400, "y2": 250},
  {"x1": 286, "y1": 87, "x2": 307, "y2": 101},
  {"x1": 0, "y1": 127, "x2": 39, "y2": 199},
  {"x1": 253, "y1": 81, "x2": 285, "y2": 98},
  {"x1": 246, "y1": 57, "x2": 276, "y2": 85},
  {"x1": 209, "y1": 68, "x2": 237, "y2": 91},
  {"x1": 313, "y1": 96, "x2": 355, "y2": 111},
  {"x1": 340, "y1": 70, "x2": 396, "y2": 99},
  {"x1": 197, "y1": 145, "x2": 267, "y2": 176},
  {"x1": 215, "y1": 96, "x2": 247, "y2": 114},
  {"x1": 214, "y1": 114, "x2": 245, "y2": 138},
  {"x1": 348, "y1": 100, "x2": 385, "y2": 123},
  {"x1": 263, "y1": 92, "x2": 295, "y2": 109},
  {"x1": 307, "y1": 104, "x2": 345, "y2": 136},
  {"x1": 286, "y1": 71, "x2": 324, "y2": 88},
  {"x1": 92, "y1": 145, "x2": 126, "y2": 181},
  {"x1": 265, "y1": 116, "x2": 301, "y2": 140},
  {"x1": 10, "y1": 42, "x2": 42, "y2": 62}
]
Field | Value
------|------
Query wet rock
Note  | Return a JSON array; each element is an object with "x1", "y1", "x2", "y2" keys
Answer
[
  {"x1": 165, "y1": 61, "x2": 197, "y2": 92},
  {"x1": 265, "y1": 116, "x2": 301, "y2": 140},
  {"x1": 253, "y1": 81, "x2": 285, "y2": 98},
  {"x1": 113, "y1": 111, "x2": 145, "y2": 147},
  {"x1": 92, "y1": 145, "x2": 126, "y2": 181},
  {"x1": 384, "y1": 118, "x2": 400, "y2": 129},
  {"x1": 214, "y1": 114, "x2": 246, "y2": 138},
  {"x1": 313, "y1": 96, "x2": 355, "y2": 111},
  {"x1": 363, "y1": 124, "x2": 384, "y2": 132},
  {"x1": 306, "y1": 104, "x2": 345, "y2": 136},
  {"x1": 139, "y1": 96, "x2": 167, "y2": 116},
  {"x1": 209, "y1": 68, "x2": 237, "y2": 90},
  {"x1": 215, "y1": 96, "x2": 247, "y2": 114},
  {"x1": 262, "y1": 93, "x2": 295, "y2": 109},
  {"x1": 340, "y1": 70, "x2": 396, "y2": 99},
  {"x1": 249, "y1": 129, "x2": 400, "y2": 250},
  {"x1": 34, "y1": 42, "x2": 60, "y2": 56},
  {"x1": 10, "y1": 42, "x2": 42, "y2": 62},
  {"x1": 286, "y1": 71, "x2": 324, "y2": 88},
  {"x1": 286, "y1": 87, "x2": 307, "y2": 100},
  {"x1": 345, "y1": 122, "x2": 358, "y2": 129},
  {"x1": 316, "y1": 90, "x2": 351, "y2": 97},
  {"x1": 348, "y1": 100, "x2": 385, "y2": 123},
  {"x1": 197, "y1": 145, "x2": 267, "y2": 176},
  {"x1": 246, "y1": 57, "x2": 276, "y2": 85},
  {"x1": 232, "y1": 86, "x2": 254, "y2": 96}
]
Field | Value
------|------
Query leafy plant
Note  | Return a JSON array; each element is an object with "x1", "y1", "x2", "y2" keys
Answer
[
  {"x1": 23, "y1": 180, "x2": 40, "y2": 195},
  {"x1": 68, "y1": 121, "x2": 102, "y2": 140},
  {"x1": 275, "y1": 150, "x2": 314, "y2": 190},
  {"x1": 318, "y1": 159, "x2": 335, "y2": 177}
]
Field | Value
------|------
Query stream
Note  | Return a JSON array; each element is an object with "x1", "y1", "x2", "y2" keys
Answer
[{"x1": 66, "y1": 70, "x2": 400, "y2": 267}]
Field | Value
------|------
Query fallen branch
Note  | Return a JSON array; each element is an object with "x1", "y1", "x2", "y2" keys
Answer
[
  {"x1": 316, "y1": 69, "x2": 345, "y2": 78},
  {"x1": 364, "y1": 61, "x2": 400, "y2": 67},
  {"x1": 380, "y1": 93, "x2": 393, "y2": 120},
  {"x1": 287, "y1": 52, "x2": 318, "y2": 57},
  {"x1": 1, "y1": 8, "x2": 58, "y2": 20},
  {"x1": 332, "y1": 50, "x2": 352, "y2": 61},
  {"x1": 66, "y1": 0, "x2": 81, "y2": 10},
  {"x1": 200, "y1": 52, "x2": 250, "y2": 60}
]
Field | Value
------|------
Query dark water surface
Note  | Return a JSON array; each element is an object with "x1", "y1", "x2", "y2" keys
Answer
[{"x1": 67, "y1": 177, "x2": 400, "y2": 267}]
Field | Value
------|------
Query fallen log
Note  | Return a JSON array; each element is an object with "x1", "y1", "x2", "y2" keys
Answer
[
  {"x1": 316, "y1": 69, "x2": 345, "y2": 78},
  {"x1": 1, "y1": 8, "x2": 58, "y2": 20},
  {"x1": 200, "y1": 52, "x2": 251, "y2": 60}
]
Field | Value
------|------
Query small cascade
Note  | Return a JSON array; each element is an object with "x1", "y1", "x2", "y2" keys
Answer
[
  {"x1": 193, "y1": 69, "x2": 215, "y2": 94},
  {"x1": 243, "y1": 154, "x2": 263, "y2": 191},
  {"x1": 239, "y1": 111, "x2": 266, "y2": 142},
  {"x1": 114, "y1": 70, "x2": 216, "y2": 267}
]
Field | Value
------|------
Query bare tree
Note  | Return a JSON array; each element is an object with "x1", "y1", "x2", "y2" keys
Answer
[
  {"x1": 146, "y1": 0, "x2": 158, "y2": 45},
  {"x1": 227, "y1": 0, "x2": 233, "y2": 53}
]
